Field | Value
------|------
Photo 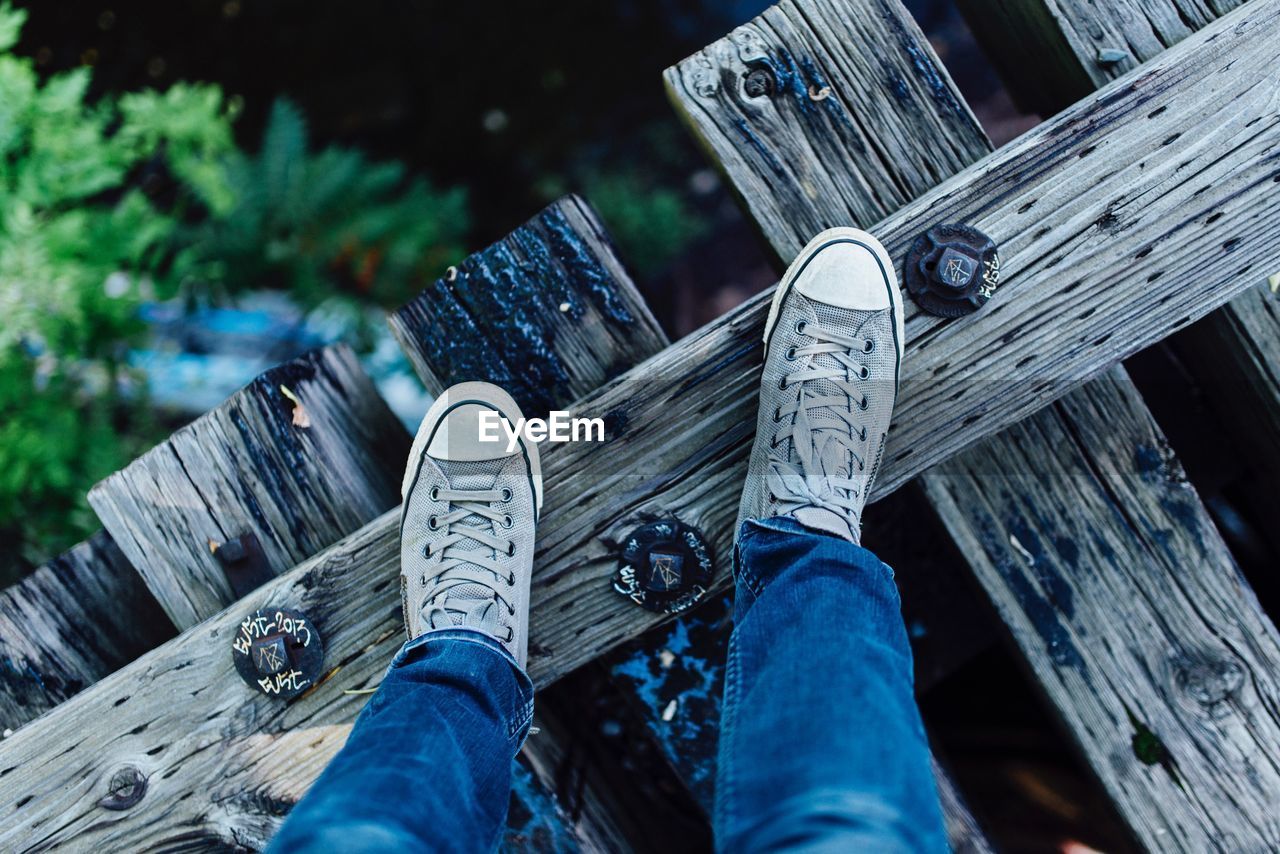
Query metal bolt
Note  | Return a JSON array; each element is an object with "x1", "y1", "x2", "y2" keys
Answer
[
  {"x1": 903, "y1": 224, "x2": 1001, "y2": 317},
  {"x1": 231, "y1": 607, "x2": 324, "y2": 700},
  {"x1": 613, "y1": 519, "x2": 714, "y2": 615},
  {"x1": 742, "y1": 67, "x2": 775, "y2": 98}
]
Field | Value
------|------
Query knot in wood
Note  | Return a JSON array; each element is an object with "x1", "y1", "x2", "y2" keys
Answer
[
  {"x1": 1175, "y1": 654, "x2": 1244, "y2": 709},
  {"x1": 742, "y1": 67, "x2": 775, "y2": 98},
  {"x1": 98, "y1": 765, "x2": 147, "y2": 811}
]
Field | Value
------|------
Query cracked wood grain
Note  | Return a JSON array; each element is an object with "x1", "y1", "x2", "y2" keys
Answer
[
  {"x1": 921, "y1": 367, "x2": 1280, "y2": 850},
  {"x1": 2, "y1": 2, "x2": 1279, "y2": 846},
  {"x1": 88, "y1": 345, "x2": 410, "y2": 630},
  {"x1": 666, "y1": 2, "x2": 1278, "y2": 847},
  {"x1": 0, "y1": 532, "x2": 174, "y2": 732}
]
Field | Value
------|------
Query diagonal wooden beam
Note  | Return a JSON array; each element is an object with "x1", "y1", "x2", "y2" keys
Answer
[
  {"x1": 922, "y1": 367, "x2": 1280, "y2": 849},
  {"x1": 88, "y1": 345, "x2": 410, "y2": 630},
  {"x1": 959, "y1": 0, "x2": 1280, "y2": 562},
  {"x1": 664, "y1": 0, "x2": 1280, "y2": 847},
  {"x1": 1, "y1": 3, "x2": 1278, "y2": 846},
  {"x1": 955, "y1": 0, "x2": 1247, "y2": 115}
]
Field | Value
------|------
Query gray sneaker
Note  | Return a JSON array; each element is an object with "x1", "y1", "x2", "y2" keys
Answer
[
  {"x1": 400, "y1": 381, "x2": 543, "y2": 668},
  {"x1": 736, "y1": 227, "x2": 905, "y2": 545}
]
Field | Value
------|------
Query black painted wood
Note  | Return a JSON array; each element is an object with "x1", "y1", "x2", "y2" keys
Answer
[
  {"x1": 389, "y1": 195, "x2": 669, "y2": 417},
  {"x1": 922, "y1": 367, "x2": 1280, "y2": 849}
]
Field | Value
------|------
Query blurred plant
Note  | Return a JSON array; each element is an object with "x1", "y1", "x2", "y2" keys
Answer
[
  {"x1": 583, "y1": 167, "x2": 709, "y2": 278},
  {"x1": 0, "y1": 1, "x2": 469, "y2": 580},
  {"x1": 185, "y1": 98, "x2": 470, "y2": 309}
]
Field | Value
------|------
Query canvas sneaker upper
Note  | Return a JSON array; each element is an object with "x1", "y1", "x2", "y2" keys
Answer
[
  {"x1": 736, "y1": 228, "x2": 904, "y2": 545},
  {"x1": 400, "y1": 382, "x2": 543, "y2": 668}
]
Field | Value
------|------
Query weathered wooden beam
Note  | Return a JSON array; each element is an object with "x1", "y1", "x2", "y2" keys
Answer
[
  {"x1": 3, "y1": 4, "x2": 1279, "y2": 846},
  {"x1": 388, "y1": 195, "x2": 669, "y2": 416},
  {"x1": 0, "y1": 531, "x2": 174, "y2": 732},
  {"x1": 88, "y1": 344, "x2": 410, "y2": 630},
  {"x1": 920, "y1": 367, "x2": 1280, "y2": 850},
  {"x1": 956, "y1": 0, "x2": 1245, "y2": 116},
  {"x1": 391, "y1": 193, "x2": 686, "y2": 850},
  {"x1": 959, "y1": 0, "x2": 1280, "y2": 562},
  {"x1": 665, "y1": 0, "x2": 989, "y2": 263}
]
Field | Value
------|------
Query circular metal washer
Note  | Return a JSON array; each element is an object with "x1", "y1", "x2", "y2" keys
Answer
[
  {"x1": 613, "y1": 519, "x2": 714, "y2": 615},
  {"x1": 231, "y1": 607, "x2": 324, "y2": 700},
  {"x1": 903, "y1": 224, "x2": 1000, "y2": 317}
]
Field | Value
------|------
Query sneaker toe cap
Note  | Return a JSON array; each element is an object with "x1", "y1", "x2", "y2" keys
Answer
[{"x1": 793, "y1": 239, "x2": 896, "y2": 311}]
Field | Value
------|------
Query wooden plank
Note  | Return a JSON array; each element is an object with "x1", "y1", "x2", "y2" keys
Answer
[
  {"x1": 0, "y1": 532, "x2": 174, "y2": 732},
  {"x1": 958, "y1": 0, "x2": 1280, "y2": 561},
  {"x1": 388, "y1": 194, "x2": 669, "y2": 416},
  {"x1": 956, "y1": 0, "x2": 1245, "y2": 116},
  {"x1": 665, "y1": 0, "x2": 989, "y2": 262},
  {"x1": 920, "y1": 367, "x2": 1280, "y2": 850},
  {"x1": 654, "y1": 1, "x2": 1001, "y2": 841},
  {"x1": 88, "y1": 344, "x2": 411, "y2": 630},
  {"x1": 3, "y1": 4, "x2": 1279, "y2": 845}
]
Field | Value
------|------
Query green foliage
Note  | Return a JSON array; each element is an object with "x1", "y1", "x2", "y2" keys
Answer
[
  {"x1": 185, "y1": 99, "x2": 470, "y2": 308},
  {"x1": 0, "y1": 1, "x2": 470, "y2": 579},
  {"x1": 584, "y1": 167, "x2": 710, "y2": 277}
]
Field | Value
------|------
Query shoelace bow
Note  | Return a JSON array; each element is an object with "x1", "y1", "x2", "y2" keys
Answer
[
  {"x1": 419, "y1": 486, "x2": 517, "y2": 640},
  {"x1": 767, "y1": 318, "x2": 875, "y2": 516}
]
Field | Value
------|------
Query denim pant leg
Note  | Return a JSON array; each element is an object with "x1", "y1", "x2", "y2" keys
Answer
[
  {"x1": 268, "y1": 629, "x2": 535, "y2": 854},
  {"x1": 715, "y1": 517, "x2": 948, "y2": 854}
]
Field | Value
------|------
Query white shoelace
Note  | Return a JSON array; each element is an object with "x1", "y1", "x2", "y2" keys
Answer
[
  {"x1": 767, "y1": 319, "x2": 875, "y2": 516},
  {"x1": 419, "y1": 486, "x2": 517, "y2": 640}
]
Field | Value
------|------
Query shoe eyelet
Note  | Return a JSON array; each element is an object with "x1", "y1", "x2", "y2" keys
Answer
[
  {"x1": 795, "y1": 320, "x2": 807, "y2": 335},
  {"x1": 429, "y1": 486, "x2": 440, "y2": 501},
  {"x1": 858, "y1": 366, "x2": 870, "y2": 380},
  {"x1": 505, "y1": 628, "x2": 514, "y2": 642},
  {"x1": 860, "y1": 428, "x2": 868, "y2": 441},
  {"x1": 508, "y1": 606, "x2": 516, "y2": 617},
  {"x1": 501, "y1": 514, "x2": 513, "y2": 529},
  {"x1": 507, "y1": 573, "x2": 515, "y2": 585},
  {"x1": 784, "y1": 347, "x2": 797, "y2": 361},
  {"x1": 778, "y1": 377, "x2": 788, "y2": 390},
  {"x1": 427, "y1": 515, "x2": 439, "y2": 530},
  {"x1": 423, "y1": 544, "x2": 432, "y2": 558},
  {"x1": 507, "y1": 542, "x2": 516, "y2": 556},
  {"x1": 773, "y1": 406, "x2": 781, "y2": 422},
  {"x1": 859, "y1": 397, "x2": 869, "y2": 411},
  {"x1": 863, "y1": 339, "x2": 874, "y2": 354},
  {"x1": 501, "y1": 487, "x2": 512, "y2": 502}
]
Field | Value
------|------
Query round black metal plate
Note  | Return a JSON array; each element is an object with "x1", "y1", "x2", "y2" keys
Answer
[
  {"x1": 903, "y1": 224, "x2": 1000, "y2": 317},
  {"x1": 613, "y1": 519, "x2": 714, "y2": 614},
  {"x1": 231, "y1": 607, "x2": 324, "y2": 700}
]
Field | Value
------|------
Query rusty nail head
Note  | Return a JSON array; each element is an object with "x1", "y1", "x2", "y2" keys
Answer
[{"x1": 743, "y1": 67, "x2": 775, "y2": 98}]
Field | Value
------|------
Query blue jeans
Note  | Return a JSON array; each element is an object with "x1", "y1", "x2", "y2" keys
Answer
[{"x1": 270, "y1": 518, "x2": 947, "y2": 852}]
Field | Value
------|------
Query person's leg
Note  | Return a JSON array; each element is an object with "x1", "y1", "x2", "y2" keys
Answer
[
  {"x1": 719, "y1": 228, "x2": 947, "y2": 852},
  {"x1": 716, "y1": 518, "x2": 945, "y2": 852},
  {"x1": 268, "y1": 631, "x2": 533, "y2": 853},
  {"x1": 269, "y1": 382, "x2": 544, "y2": 853}
]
